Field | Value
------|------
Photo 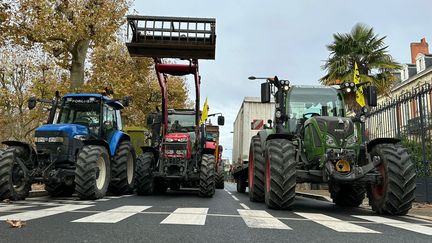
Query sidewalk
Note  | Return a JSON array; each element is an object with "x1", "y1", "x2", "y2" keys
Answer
[{"x1": 296, "y1": 189, "x2": 432, "y2": 221}]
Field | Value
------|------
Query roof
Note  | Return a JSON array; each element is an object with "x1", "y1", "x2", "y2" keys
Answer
[{"x1": 63, "y1": 93, "x2": 124, "y2": 109}]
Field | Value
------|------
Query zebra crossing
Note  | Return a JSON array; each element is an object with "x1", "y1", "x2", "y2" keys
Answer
[{"x1": 1, "y1": 201, "x2": 432, "y2": 236}]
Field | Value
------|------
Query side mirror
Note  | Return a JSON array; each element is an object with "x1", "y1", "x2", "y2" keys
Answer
[
  {"x1": 122, "y1": 96, "x2": 131, "y2": 107},
  {"x1": 365, "y1": 86, "x2": 377, "y2": 107},
  {"x1": 28, "y1": 97, "x2": 37, "y2": 110},
  {"x1": 146, "y1": 114, "x2": 155, "y2": 126},
  {"x1": 261, "y1": 82, "x2": 271, "y2": 103},
  {"x1": 217, "y1": 116, "x2": 225, "y2": 126}
]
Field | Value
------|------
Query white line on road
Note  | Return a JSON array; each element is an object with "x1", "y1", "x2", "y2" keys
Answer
[
  {"x1": 354, "y1": 215, "x2": 432, "y2": 236},
  {"x1": 160, "y1": 208, "x2": 209, "y2": 225},
  {"x1": 239, "y1": 203, "x2": 250, "y2": 210},
  {"x1": 0, "y1": 205, "x2": 33, "y2": 212},
  {"x1": 295, "y1": 213, "x2": 380, "y2": 233},
  {"x1": 238, "y1": 209, "x2": 291, "y2": 230},
  {"x1": 227, "y1": 191, "x2": 232, "y2": 195},
  {"x1": 95, "y1": 198, "x2": 110, "y2": 202},
  {"x1": 72, "y1": 206, "x2": 151, "y2": 223},
  {"x1": 232, "y1": 195, "x2": 239, "y2": 201},
  {"x1": 0, "y1": 204, "x2": 93, "y2": 221}
]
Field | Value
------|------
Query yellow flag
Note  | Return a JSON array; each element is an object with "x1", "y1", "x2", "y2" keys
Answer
[
  {"x1": 353, "y1": 62, "x2": 366, "y2": 107},
  {"x1": 200, "y1": 97, "x2": 209, "y2": 125}
]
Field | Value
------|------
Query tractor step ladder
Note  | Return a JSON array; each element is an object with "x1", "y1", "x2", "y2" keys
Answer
[{"x1": 126, "y1": 15, "x2": 216, "y2": 59}]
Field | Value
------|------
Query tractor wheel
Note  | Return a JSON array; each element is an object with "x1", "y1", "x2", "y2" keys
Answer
[
  {"x1": 215, "y1": 167, "x2": 224, "y2": 189},
  {"x1": 109, "y1": 141, "x2": 136, "y2": 195},
  {"x1": 135, "y1": 152, "x2": 155, "y2": 195},
  {"x1": 45, "y1": 182, "x2": 75, "y2": 197},
  {"x1": 75, "y1": 145, "x2": 110, "y2": 200},
  {"x1": 329, "y1": 183, "x2": 365, "y2": 207},
  {"x1": 249, "y1": 135, "x2": 265, "y2": 202},
  {"x1": 236, "y1": 177, "x2": 247, "y2": 193},
  {"x1": 264, "y1": 139, "x2": 296, "y2": 210},
  {"x1": 367, "y1": 143, "x2": 416, "y2": 215},
  {"x1": 0, "y1": 147, "x2": 31, "y2": 201},
  {"x1": 198, "y1": 154, "x2": 216, "y2": 197}
]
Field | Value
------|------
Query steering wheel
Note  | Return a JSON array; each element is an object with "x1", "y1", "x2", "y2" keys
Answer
[
  {"x1": 74, "y1": 116, "x2": 94, "y2": 126},
  {"x1": 302, "y1": 112, "x2": 321, "y2": 119}
]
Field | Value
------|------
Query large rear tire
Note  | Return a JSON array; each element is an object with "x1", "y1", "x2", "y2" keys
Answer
[
  {"x1": 109, "y1": 141, "x2": 136, "y2": 195},
  {"x1": 198, "y1": 154, "x2": 215, "y2": 197},
  {"x1": 329, "y1": 183, "x2": 365, "y2": 207},
  {"x1": 135, "y1": 152, "x2": 155, "y2": 195},
  {"x1": 249, "y1": 135, "x2": 265, "y2": 202},
  {"x1": 0, "y1": 147, "x2": 31, "y2": 201},
  {"x1": 75, "y1": 145, "x2": 110, "y2": 200},
  {"x1": 367, "y1": 143, "x2": 416, "y2": 215},
  {"x1": 45, "y1": 182, "x2": 75, "y2": 197},
  {"x1": 264, "y1": 139, "x2": 296, "y2": 209},
  {"x1": 215, "y1": 167, "x2": 224, "y2": 189}
]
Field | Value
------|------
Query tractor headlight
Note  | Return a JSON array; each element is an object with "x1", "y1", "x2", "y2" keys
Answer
[
  {"x1": 35, "y1": 137, "x2": 48, "y2": 143},
  {"x1": 176, "y1": 150, "x2": 187, "y2": 155},
  {"x1": 346, "y1": 135, "x2": 357, "y2": 146},
  {"x1": 283, "y1": 85, "x2": 289, "y2": 91},
  {"x1": 275, "y1": 110, "x2": 282, "y2": 118},
  {"x1": 350, "y1": 82, "x2": 355, "y2": 87},
  {"x1": 48, "y1": 137, "x2": 64, "y2": 143},
  {"x1": 74, "y1": 135, "x2": 87, "y2": 141},
  {"x1": 346, "y1": 87, "x2": 352, "y2": 93},
  {"x1": 326, "y1": 135, "x2": 336, "y2": 146},
  {"x1": 178, "y1": 138, "x2": 188, "y2": 142},
  {"x1": 165, "y1": 150, "x2": 174, "y2": 154},
  {"x1": 166, "y1": 138, "x2": 174, "y2": 142}
]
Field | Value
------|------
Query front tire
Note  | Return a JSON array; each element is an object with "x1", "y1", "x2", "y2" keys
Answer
[
  {"x1": 367, "y1": 143, "x2": 416, "y2": 215},
  {"x1": 135, "y1": 152, "x2": 155, "y2": 195},
  {"x1": 109, "y1": 141, "x2": 136, "y2": 195},
  {"x1": 0, "y1": 147, "x2": 31, "y2": 201},
  {"x1": 264, "y1": 139, "x2": 296, "y2": 210},
  {"x1": 75, "y1": 145, "x2": 110, "y2": 200},
  {"x1": 249, "y1": 135, "x2": 265, "y2": 202},
  {"x1": 198, "y1": 154, "x2": 216, "y2": 197}
]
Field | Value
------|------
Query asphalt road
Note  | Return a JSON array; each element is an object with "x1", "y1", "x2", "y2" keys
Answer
[{"x1": 0, "y1": 183, "x2": 431, "y2": 243}]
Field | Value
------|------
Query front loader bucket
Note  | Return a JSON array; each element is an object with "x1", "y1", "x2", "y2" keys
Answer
[{"x1": 126, "y1": 15, "x2": 216, "y2": 59}]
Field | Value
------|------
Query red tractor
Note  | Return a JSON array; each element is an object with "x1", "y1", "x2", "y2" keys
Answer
[{"x1": 126, "y1": 15, "x2": 223, "y2": 196}]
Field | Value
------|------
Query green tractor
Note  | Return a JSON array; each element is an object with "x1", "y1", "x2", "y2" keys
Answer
[{"x1": 247, "y1": 76, "x2": 416, "y2": 215}]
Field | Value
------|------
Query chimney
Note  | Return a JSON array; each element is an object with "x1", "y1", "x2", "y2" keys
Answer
[{"x1": 410, "y1": 37, "x2": 429, "y2": 64}]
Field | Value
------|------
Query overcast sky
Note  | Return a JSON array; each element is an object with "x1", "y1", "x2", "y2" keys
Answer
[{"x1": 133, "y1": 0, "x2": 432, "y2": 162}]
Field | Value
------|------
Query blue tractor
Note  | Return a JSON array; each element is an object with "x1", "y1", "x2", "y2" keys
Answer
[{"x1": 0, "y1": 92, "x2": 136, "y2": 200}]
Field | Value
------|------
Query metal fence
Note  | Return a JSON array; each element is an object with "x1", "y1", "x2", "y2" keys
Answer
[{"x1": 367, "y1": 83, "x2": 432, "y2": 177}]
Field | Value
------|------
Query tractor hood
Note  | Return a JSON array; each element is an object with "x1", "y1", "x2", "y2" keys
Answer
[
  {"x1": 35, "y1": 124, "x2": 89, "y2": 139},
  {"x1": 311, "y1": 116, "x2": 355, "y2": 142}
]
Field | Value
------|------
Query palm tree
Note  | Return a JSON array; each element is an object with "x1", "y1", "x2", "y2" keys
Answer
[{"x1": 320, "y1": 23, "x2": 401, "y2": 95}]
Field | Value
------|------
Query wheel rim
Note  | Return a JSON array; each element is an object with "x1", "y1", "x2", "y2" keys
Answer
[
  {"x1": 371, "y1": 164, "x2": 386, "y2": 200},
  {"x1": 127, "y1": 152, "x2": 134, "y2": 185},
  {"x1": 12, "y1": 163, "x2": 26, "y2": 191},
  {"x1": 96, "y1": 156, "x2": 107, "y2": 190}
]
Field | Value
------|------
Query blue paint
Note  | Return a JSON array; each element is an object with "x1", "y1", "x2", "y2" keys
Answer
[
  {"x1": 35, "y1": 124, "x2": 88, "y2": 139},
  {"x1": 107, "y1": 130, "x2": 130, "y2": 156}
]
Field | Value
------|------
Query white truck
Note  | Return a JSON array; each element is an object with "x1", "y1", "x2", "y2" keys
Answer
[{"x1": 232, "y1": 97, "x2": 274, "y2": 192}]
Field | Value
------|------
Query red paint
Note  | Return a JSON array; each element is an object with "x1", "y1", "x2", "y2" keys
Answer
[
  {"x1": 204, "y1": 141, "x2": 217, "y2": 150},
  {"x1": 163, "y1": 133, "x2": 192, "y2": 159},
  {"x1": 371, "y1": 163, "x2": 386, "y2": 200}
]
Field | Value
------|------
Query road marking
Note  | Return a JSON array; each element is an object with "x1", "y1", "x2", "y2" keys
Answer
[
  {"x1": 0, "y1": 205, "x2": 33, "y2": 212},
  {"x1": 95, "y1": 198, "x2": 110, "y2": 202},
  {"x1": 227, "y1": 192, "x2": 232, "y2": 195},
  {"x1": 402, "y1": 215, "x2": 432, "y2": 224},
  {"x1": 354, "y1": 215, "x2": 432, "y2": 236},
  {"x1": 232, "y1": 195, "x2": 239, "y2": 201},
  {"x1": 240, "y1": 203, "x2": 250, "y2": 210},
  {"x1": 160, "y1": 208, "x2": 208, "y2": 225},
  {"x1": 238, "y1": 209, "x2": 291, "y2": 230},
  {"x1": 105, "y1": 196, "x2": 121, "y2": 199},
  {"x1": 72, "y1": 206, "x2": 151, "y2": 223},
  {"x1": 0, "y1": 204, "x2": 92, "y2": 221},
  {"x1": 295, "y1": 213, "x2": 380, "y2": 233}
]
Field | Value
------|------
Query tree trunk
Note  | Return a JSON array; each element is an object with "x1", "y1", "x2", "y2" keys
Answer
[{"x1": 70, "y1": 39, "x2": 90, "y2": 91}]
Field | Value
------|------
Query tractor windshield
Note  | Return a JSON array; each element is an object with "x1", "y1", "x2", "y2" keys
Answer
[
  {"x1": 57, "y1": 97, "x2": 101, "y2": 129},
  {"x1": 168, "y1": 113, "x2": 195, "y2": 132},
  {"x1": 287, "y1": 86, "x2": 344, "y2": 132}
]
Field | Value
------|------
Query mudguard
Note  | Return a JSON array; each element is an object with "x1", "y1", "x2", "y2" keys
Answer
[
  {"x1": 1, "y1": 140, "x2": 37, "y2": 165},
  {"x1": 82, "y1": 139, "x2": 111, "y2": 156},
  {"x1": 367, "y1": 137, "x2": 401, "y2": 152}
]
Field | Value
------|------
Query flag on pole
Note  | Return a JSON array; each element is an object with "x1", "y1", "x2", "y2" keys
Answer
[
  {"x1": 200, "y1": 97, "x2": 209, "y2": 125},
  {"x1": 353, "y1": 62, "x2": 366, "y2": 107}
]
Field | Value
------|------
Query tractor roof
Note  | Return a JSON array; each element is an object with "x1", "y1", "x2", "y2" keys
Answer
[{"x1": 63, "y1": 93, "x2": 124, "y2": 109}]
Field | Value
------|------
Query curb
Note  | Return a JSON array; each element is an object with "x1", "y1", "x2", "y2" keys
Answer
[
  {"x1": 296, "y1": 191, "x2": 332, "y2": 202},
  {"x1": 29, "y1": 190, "x2": 48, "y2": 198}
]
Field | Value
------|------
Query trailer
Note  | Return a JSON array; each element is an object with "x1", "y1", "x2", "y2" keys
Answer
[{"x1": 231, "y1": 97, "x2": 274, "y2": 192}]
